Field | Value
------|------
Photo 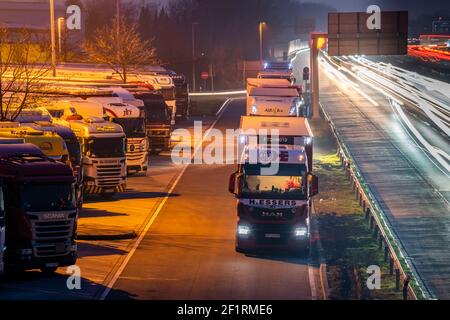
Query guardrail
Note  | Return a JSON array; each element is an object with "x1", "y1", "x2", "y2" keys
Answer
[
  {"x1": 319, "y1": 102, "x2": 430, "y2": 300},
  {"x1": 189, "y1": 90, "x2": 246, "y2": 97}
]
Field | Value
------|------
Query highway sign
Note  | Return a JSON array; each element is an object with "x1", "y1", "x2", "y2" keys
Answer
[{"x1": 328, "y1": 11, "x2": 408, "y2": 56}]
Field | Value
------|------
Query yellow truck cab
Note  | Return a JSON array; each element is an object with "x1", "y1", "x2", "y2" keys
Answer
[{"x1": 0, "y1": 122, "x2": 69, "y2": 162}]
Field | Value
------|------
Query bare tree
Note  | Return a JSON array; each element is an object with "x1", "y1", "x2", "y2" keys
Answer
[
  {"x1": 0, "y1": 28, "x2": 51, "y2": 121},
  {"x1": 83, "y1": 17, "x2": 159, "y2": 83}
]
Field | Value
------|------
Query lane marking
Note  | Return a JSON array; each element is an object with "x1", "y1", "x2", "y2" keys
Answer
[{"x1": 99, "y1": 99, "x2": 234, "y2": 300}]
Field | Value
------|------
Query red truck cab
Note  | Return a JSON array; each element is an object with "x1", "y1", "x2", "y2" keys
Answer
[{"x1": 0, "y1": 143, "x2": 77, "y2": 274}]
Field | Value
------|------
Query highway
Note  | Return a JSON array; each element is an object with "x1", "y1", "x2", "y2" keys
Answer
[
  {"x1": 0, "y1": 99, "x2": 316, "y2": 300},
  {"x1": 105, "y1": 98, "x2": 313, "y2": 300},
  {"x1": 292, "y1": 49, "x2": 450, "y2": 298}
]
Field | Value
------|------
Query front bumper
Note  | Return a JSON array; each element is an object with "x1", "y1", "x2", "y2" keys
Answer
[
  {"x1": 83, "y1": 182, "x2": 127, "y2": 194},
  {"x1": 235, "y1": 222, "x2": 309, "y2": 253}
]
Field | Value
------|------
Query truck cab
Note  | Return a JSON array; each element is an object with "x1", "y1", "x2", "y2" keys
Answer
[
  {"x1": 229, "y1": 146, "x2": 318, "y2": 254},
  {"x1": 13, "y1": 107, "x2": 83, "y2": 206},
  {"x1": 0, "y1": 122, "x2": 69, "y2": 162},
  {"x1": 0, "y1": 138, "x2": 25, "y2": 276},
  {"x1": 247, "y1": 87, "x2": 304, "y2": 117},
  {"x1": 132, "y1": 90, "x2": 172, "y2": 154},
  {"x1": 129, "y1": 73, "x2": 177, "y2": 125},
  {"x1": 87, "y1": 97, "x2": 149, "y2": 175},
  {"x1": 0, "y1": 143, "x2": 77, "y2": 274},
  {"x1": 47, "y1": 100, "x2": 127, "y2": 196}
]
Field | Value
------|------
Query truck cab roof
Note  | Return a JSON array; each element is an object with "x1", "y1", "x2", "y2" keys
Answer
[
  {"x1": 66, "y1": 118, "x2": 125, "y2": 138},
  {"x1": 0, "y1": 144, "x2": 74, "y2": 183}
]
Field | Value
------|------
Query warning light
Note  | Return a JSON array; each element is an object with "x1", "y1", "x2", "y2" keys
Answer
[{"x1": 317, "y1": 37, "x2": 326, "y2": 49}]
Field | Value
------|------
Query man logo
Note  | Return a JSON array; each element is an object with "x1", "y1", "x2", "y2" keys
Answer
[
  {"x1": 366, "y1": 5, "x2": 381, "y2": 30},
  {"x1": 66, "y1": 5, "x2": 81, "y2": 30},
  {"x1": 366, "y1": 265, "x2": 381, "y2": 290}
]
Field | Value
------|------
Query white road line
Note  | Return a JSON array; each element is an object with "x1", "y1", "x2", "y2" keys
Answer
[{"x1": 99, "y1": 99, "x2": 234, "y2": 300}]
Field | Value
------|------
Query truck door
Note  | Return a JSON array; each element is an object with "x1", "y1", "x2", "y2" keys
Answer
[{"x1": 0, "y1": 183, "x2": 5, "y2": 276}]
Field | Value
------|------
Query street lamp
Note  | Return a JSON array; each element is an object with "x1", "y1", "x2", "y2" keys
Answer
[
  {"x1": 57, "y1": 17, "x2": 64, "y2": 59},
  {"x1": 259, "y1": 21, "x2": 266, "y2": 64},
  {"x1": 191, "y1": 22, "x2": 199, "y2": 93},
  {"x1": 49, "y1": 0, "x2": 56, "y2": 77}
]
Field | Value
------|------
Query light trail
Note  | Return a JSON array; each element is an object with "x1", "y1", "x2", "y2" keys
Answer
[{"x1": 319, "y1": 52, "x2": 450, "y2": 175}]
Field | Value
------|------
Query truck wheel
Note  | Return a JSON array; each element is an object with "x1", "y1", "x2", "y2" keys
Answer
[
  {"x1": 235, "y1": 246, "x2": 247, "y2": 254},
  {"x1": 40, "y1": 266, "x2": 58, "y2": 275}
]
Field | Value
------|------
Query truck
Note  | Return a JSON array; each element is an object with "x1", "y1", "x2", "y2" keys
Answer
[
  {"x1": 131, "y1": 90, "x2": 172, "y2": 154},
  {"x1": 13, "y1": 107, "x2": 84, "y2": 206},
  {"x1": 263, "y1": 61, "x2": 293, "y2": 72},
  {"x1": 257, "y1": 70, "x2": 295, "y2": 82},
  {"x1": 146, "y1": 68, "x2": 190, "y2": 120},
  {"x1": 0, "y1": 138, "x2": 26, "y2": 276},
  {"x1": 239, "y1": 116, "x2": 313, "y2": 170},
  {"x1": 247, "y1": 87, "x2": 304, "y2": 117},
  {"x1": 228, "y1": 145, "x2": 318, "y2": 254},
  {"x1": 86, "y1": 97, "x2": 149, "y2": 175},
  {"x1": 0, "y1": 142, "x2": 77, "y2": 274},
  {"x1": 46, "y1": 100, "x2": 127, "y2": 197},
  {"x1": 130, "y1": 73, "x2": 177, "y2": 125},
  {"x1": 246, "y1": 78, "x2": 303, "y2": 112},
  {"x1": 0, "y1": 122, "x2": 69, "y2": 162}
]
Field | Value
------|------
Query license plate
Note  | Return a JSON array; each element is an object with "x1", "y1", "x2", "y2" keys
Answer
[
  {"x1": 45, "y1": 262, "x2": 58, "y2": 268},
  {"x1": 265, "y1": 233, "x2": 281, "y2": 238}
]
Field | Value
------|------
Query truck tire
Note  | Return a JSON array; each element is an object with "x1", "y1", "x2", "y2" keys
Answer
[{"x1": 40, "y1": 266, "x2": 58, "y2": 275}]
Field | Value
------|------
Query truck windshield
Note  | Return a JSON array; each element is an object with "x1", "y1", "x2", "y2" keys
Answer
[
  {"x1": 66, "y1": 139, "x2": 82, "y2": 165},
  {"x1": 240, "y1": 163, "x2": 307, "y2": 200},
  {"x1": 86, "y1": 137, "x2": 125, "y2": 158},
  {"x1": 142, "y1": 100, "x2": 169, "y2": 124},
  {"x1": 112, "y1": 118, "x2": 146, "y2": 138},
  {"x1": 21, "y1": 182, "x2": 75, "y2": 211}
]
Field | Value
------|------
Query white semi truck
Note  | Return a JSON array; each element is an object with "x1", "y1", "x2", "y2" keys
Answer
[
  {"x1": 87, "y1": 97, "x2": 149, "y2": 175},
  {"x1": 47, "y1": 100, "x2": 127, "y2": 196}
]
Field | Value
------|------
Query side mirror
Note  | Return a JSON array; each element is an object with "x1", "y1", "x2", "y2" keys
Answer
[
  {"x1": 228, "y1": 173, "x2": 236, "y2": 194},
  {"x1": 309, "y1": 174, "x2": 319, "y2": 196}
]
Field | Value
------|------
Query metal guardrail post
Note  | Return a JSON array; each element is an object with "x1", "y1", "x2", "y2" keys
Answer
[
  {"x1": 403, "y1": 275, "x2": 411, "y2": 300},
  {"x1": 365, "y1": 208, "x2": 370, "y2": 220},
  {"x1": 395, "y1": 269, "x2": 401, "y2": 291}
]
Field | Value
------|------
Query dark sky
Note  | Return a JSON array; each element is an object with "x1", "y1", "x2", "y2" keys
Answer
[{"x1": 313, "y1": 0, "x2": 450, "y2": 17}]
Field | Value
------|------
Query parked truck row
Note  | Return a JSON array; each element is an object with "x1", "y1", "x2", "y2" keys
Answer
[
  {"x1": 230, "y1": 62, "x2": 318, "y2": 255},
  {"x1": 0, "y1": 65, "x2": 188, "y2": 276}
]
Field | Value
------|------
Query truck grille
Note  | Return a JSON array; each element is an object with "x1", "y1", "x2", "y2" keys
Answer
[
  {"x1": 127, "y1": 151, "x2": 146, "y2": 161},
  {"x1": 96, "y1": 164, "x2": 123, "y2": 187},
  {"x1": 251, "y1": 208, "x2": 294, "y2": 221},
  {"x1": 30, "y1": 212, "x2": 75, "y2": 257}
]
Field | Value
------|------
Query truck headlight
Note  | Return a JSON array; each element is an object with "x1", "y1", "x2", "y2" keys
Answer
[
  {"x1": 237, "y1": 224, "x2": 251, "y2": 238},
  {"x1": 251, "y1": 105, "x2": 258, "y2": 114},
  {"x1": 294, "y1": 226, "x2": 308, "y2": 237}
]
